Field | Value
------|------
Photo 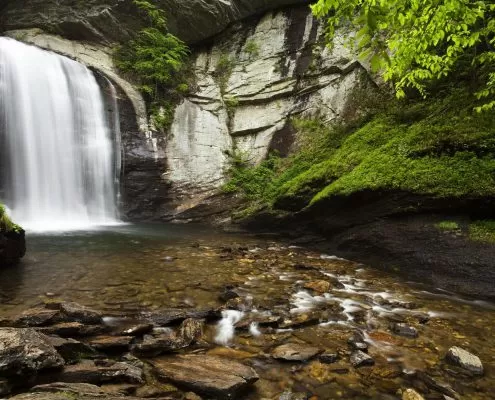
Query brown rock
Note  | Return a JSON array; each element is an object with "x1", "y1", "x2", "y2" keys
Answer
[
  {"x1": 89, "y1": 336, "x2": 134, "y2": 351},
  {"x1": 38, "y1": 322, "x2": 107, "y2": 337},
  {"x1": 152, "y1": 355, "x2": 258, "y2": 398},
  {"x1": 304, "y1": 280, "x2": 332, "y2": 294},
  {"x1": 46, "y1": 302, "x2": 103, "y2": 324},
  {"x1": 272, "y1": 343, "x2": 322, "y2": 362},
  {"x1": 13, "y1": 308, "x2": 59, "y2": 327}
]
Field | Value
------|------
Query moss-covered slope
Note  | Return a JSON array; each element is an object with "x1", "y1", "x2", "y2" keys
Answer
[{"x1": 225, "y1": 90, "x2": 495, "y2": 215}]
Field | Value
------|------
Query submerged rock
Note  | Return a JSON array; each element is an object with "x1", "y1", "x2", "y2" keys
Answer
[
  {"x1": 272, "y1": 343, "x2": 322, "y2": 362},
  {"x1": 350, "y1": 350, "x2": 374, "y2": 368},
  {"x1": 152, "y1": 355, "x2": 258, "y2": 398},
  {"x1": 446, "y1": 346, "x2": 484, "y2": 375},
  {"x1": 0, "y1": 328, "x2": 64, "y2": 377},
  {"x1": 390, "y1": 322, "x2": 419, "y2": 338},
  {"x1": 319, "y1": 352, "x2": 339, "y2": 364},
  {"x1": 402, "y1": 388, "x2": 425, "y2": 400}
]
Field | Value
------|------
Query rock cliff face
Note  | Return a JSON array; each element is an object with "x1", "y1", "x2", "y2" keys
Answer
[
  {"x1": 0, "y1": 0, "x2": 308, "y2": 44},
  {"x1": 163, "y1": 7, "x2": 374, "y2": 220}
]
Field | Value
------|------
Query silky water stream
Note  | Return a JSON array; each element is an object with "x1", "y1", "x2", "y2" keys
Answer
[{"x1": 0, "y1": 225, "x2": 493, "y2": 399}]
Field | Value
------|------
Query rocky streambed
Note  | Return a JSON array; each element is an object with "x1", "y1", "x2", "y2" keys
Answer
[{"x1": 0, "y1": 225, "x2": 493, "y2": 399}]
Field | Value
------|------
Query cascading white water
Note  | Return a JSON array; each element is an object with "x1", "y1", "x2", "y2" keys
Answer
[{"x1": 0, "y1": 38, "x2": 121, "y2": 231}]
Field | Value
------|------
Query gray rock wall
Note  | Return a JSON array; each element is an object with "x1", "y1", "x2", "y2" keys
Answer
[
  {"x1": 0, "y1": 0, "x2": 308, "y2": 44},
  {"x1": 163, "y1": 6, "x2": 375, "y2": 219}
]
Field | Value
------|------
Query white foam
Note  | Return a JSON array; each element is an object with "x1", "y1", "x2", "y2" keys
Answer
[
  {"x1": 214, "y1": 310, "x2": 244, "y2": 346},
  {"x1": 249, "y1": 322, "x2": 262, "y2": 337}
]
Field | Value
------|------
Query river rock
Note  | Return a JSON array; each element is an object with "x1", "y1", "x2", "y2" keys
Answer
[
  {"x1": 45, "y1": 336, "x2": 96, "y2": 362},
  {"x1": 38, "y1": 322, "x2": 107, "y2": 337},
  {"x1": 152, "y1": 355, "x2": 258, "y2": 398},
  {"x1": 119, "y1": 323, "x2": 153, "y2": 337},
  {"x1": 0, "y1": 328, "x2": 64, "y2": 377},
  {"x1": 48, "y1": 359, "x2": 143, "y2": 385},
  {"x1": 390, "y1": 323, "x2": 419, "y2": 338},
  {"x1": 13, "y1": 308, "x2": 59, "y2": 327},
  {"x1": 402, "y1": 388, "x2": 425, "y2": 400},
  {"x1": 179, "y1": 318, "x2": 205, "y2": 344},
  {"x1": 145, "y1": 308, "x2": 219, "y2": 326},
  {"x1": 350, "y1": 350, "x2": 375, "y2": 368},
  {"x1": 446, "y1": 346, "x2": 484, "y2": 375},
  {"x1": 46, "y1": 301, "x2": 103, "y2": 324},
  {"x1": 272, "y1": 343, "x2": 322, "y2": 362},
  {"x1": 319, "y1": 351, "x2": 339, "y2": 364},
  {"x1": 89, "y1": 336, "x2": 134, "y2": 351}
]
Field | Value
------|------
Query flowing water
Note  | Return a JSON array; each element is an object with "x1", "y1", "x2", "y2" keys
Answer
[
  {"x1": 0, "y1": 225, "x2": 493, "y2": 399},
  {"x1": 0, "y1": 38, "x2": 120, "y2": 231}
]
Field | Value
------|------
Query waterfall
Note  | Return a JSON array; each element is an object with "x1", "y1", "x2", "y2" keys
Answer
[{"x1": 0, "y1": 38, "x2": 121, "y2": 232}]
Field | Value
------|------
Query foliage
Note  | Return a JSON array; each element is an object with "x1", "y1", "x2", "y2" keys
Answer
[
  {"x1": 150, "y1": 101, "x2": 176, "y2": 132},
  {"x1": 222, "y1": 150, "x2": 279, "y2": 200},
  {"x1": 436, "y1": 221, "x2": 460, "y2": 231},
  {"x1": 244, "y1": 39, "x2": 260, "y2": 58},
  {"x1": 311, "y1": 0, "x2": 495, "y2": 111},
  {"x1": 469, "y1": 220, "x2": 495, "y2": 242},
  {"x1": 223, "y1": 90, "x2": 495, "y2": 214},
  {"x1": 114, "y1": 0, "x2": 189, "y2": 98},
  {"x1": 0, "y1": 204, "x2": 22, "y2": 234}
]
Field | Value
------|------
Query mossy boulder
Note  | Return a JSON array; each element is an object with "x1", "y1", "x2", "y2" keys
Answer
[{"x1": 0, "y1": 205, "x2": 25, "y2": 267}]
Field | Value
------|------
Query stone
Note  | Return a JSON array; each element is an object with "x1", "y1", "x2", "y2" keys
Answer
[
  {"x1": 49, "y1": 360, "x2": 143, "y2": 385},
  {"x1": 390, "y1": 323, "x2": 419, "y2": 338},
  {"x1": 13, "y1": 308, "x2": 59, "y2": 327},
  {"x1": 272, "y1": 343, "x2": 322, "y2": 362},
  {"x1": 38, "y1": 322, "x2": 107, "y2": 337},
  {"x1": 279, "y1": 390, "x2": 308, "y2": 400},
  {"x1": 319, "y1": 352, "x2": 339, "y2": 364},
  {"x1": 132, "y1": 331, "x2": 184, "y2": 357},
  {"x1": 0, "y1": 328, "x2": 64, "y2": 377},
  {"x1": 304, "y1": 280, "x2": 332, "y2": 294},
  {"x1": 152, "y1": 355, "x2": 258, "y2": 398},
  {"x1": 350, "y1": 351, "x2": 374, "y2": 368},
  {"x1": 46, "y1": 301, "x2": 103, "y2": 324},
  {"x1": 219, "y1": 288, "x2": 240, "y2": 302},
  {"x1": 446, "y1": 346, "x2": 483, "y2": 375},
  {"x1": 402, "y1": 388, "x2": 425, "y2": 400},
  {"x1": 119, "y1": 323, "x2": 153, "y2": 337},
  {"x1": 278, "y1": 312, "x2": 322, "y2": 329},
  {"x1": 45, "y1": 336, "x2": 96, "y2": 361},
  {"x1": 0, "y1": 228, "x2": 25, "y2": 267},
  {"x1": 145, "y1": 308, "x2": 218, "y2": 326},
  {"x1": 88, "y1": 336, "x2": 134, "y2": 351},
  {"x1": 178, "y1": 318, "x2": 204, "y2": 345}
]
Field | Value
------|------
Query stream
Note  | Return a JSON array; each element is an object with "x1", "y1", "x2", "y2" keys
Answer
[{"x1": 0, "y1": 224, "x2": 493, "y2": 399}]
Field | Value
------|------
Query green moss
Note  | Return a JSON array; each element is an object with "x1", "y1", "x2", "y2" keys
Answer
[
  {"x1": 244, "y1": 39, "x2": 260, "y2": 58},
  {"x1": 0, "y1": 205, "x2": 22, "y2": 234},
  {"x1": 223, "y1": 89, "x2": 495, "y2": 216},
  {"x1": 214, "y1": 53, "x2": 235, "y2": 95},
  {"x1": 436, "y1": 221, "x2": 460, "y2": 231},
  {"x1": 469, "y1": 220, "x2": 495, "y2": 243}
]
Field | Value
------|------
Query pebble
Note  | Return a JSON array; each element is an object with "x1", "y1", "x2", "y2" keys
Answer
[
  {"x1": 446, "y1": 346, "x2": 484, "y2": 375},
  {"x1": 350, "y1": 350, "x2": 375, "y2": 367}
]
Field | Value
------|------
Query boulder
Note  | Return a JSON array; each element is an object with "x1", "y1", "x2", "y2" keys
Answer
[
  {"x1": 0, "y1": 328, "x2": 64, "y2": 377},
  {"x1": 272, "y1": 343, "x2": 322, "y2": 362},
  {"x1": 0, "y1": 229, "x2": 26, "y2": 267},
  {"x1": 152, "y1": 355, "x2": 258, "y2": 398},
  {"x1": 88, "y1": 336, "x2": 134, "y2": 352},
  {"x1": 446, "y1": 346, "x2": 484, "y2": 375},
  {"x1": 304, "y1": 280, "x2": 332, "y2": 294},
  {"x1": 38, "y1": 322, "x2": 107, "y2": 337}
]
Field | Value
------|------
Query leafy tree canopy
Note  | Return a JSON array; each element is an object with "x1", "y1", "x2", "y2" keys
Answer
[{"x1": 311, "y1": 0, "x2": 495, "y2": 111}]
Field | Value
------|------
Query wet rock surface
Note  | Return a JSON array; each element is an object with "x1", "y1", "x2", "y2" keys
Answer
[
  {"x1": 151, "y1": 355, "x2": 258, "y2": 398},
  {"x1": 272, "y1": 343, "x2": 322, "y2": 362},
  {"x1": 0, "y1": 328, "x2": 64, "y2": 377},
  {"x1": 446, "y1": 346, "x2": 484, "y2": 375}
]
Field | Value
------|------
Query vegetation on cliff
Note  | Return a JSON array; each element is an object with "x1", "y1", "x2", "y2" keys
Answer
[
  {"x1": 312, "y1": 0, "x2": 495, "y2": 111},
  {"x1": 114, "y1": 0, "x2": 190, "y2": 130}
]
